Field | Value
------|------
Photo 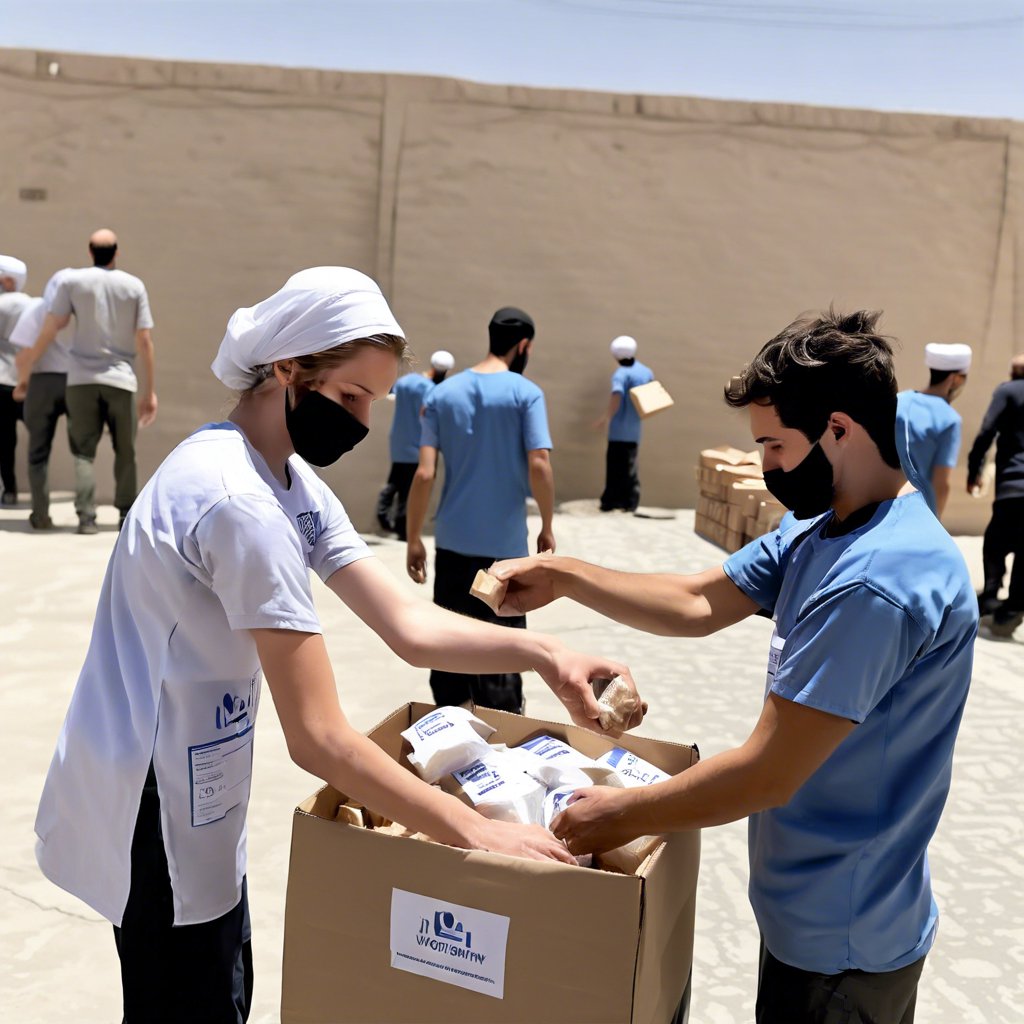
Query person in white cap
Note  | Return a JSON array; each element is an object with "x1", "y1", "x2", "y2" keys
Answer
[
  {"x1": 9, "y1": 268, "x2": 75, "y2": 529},
  {"x1": 895, "y1": 342, "x2": 972, "y2": 519},
  {"x1": 376, "y1": 348, "x2": 455, "y2": 539},
  {"x1": 33, "y1": 267, "x2": 641, "y2": 1022},
  {"x1": 596, "y1": 335, "x2": 655, "y2": 512},
  {"x1": 0, "y1": 255, "x2": 32, "y2": 505}
]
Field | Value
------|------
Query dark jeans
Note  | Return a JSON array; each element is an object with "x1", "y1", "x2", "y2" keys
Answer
[
  {"x1": 66, "y1": 383, "x2": 138, "y2": 520},
  {"x1": 600, "y1": 440, "x2": 640, "y2": 512},
  {"x1": 375, "y1": 461, "x2": 417, "y2": 539},
  {"x1": 23, "y1": 372, "x2": 68, "y2": 518},
  {"x1": 980, "y1": 496, "x2": 1024, "y2": 609},
  {"x1": 430, "y1": 546, "x2": 527, "y2": 713},
  {"x1": 756, "y1": 941, "x2": 925, "y2": 1024},
  {"x1": 0, "y1": 383, "x2": 23, "y2": 495},
  {"x1": 114, "y1": 765, "x2": 252, "y2": 1024}
]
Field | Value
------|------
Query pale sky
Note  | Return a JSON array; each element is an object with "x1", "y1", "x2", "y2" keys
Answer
[{"x1": 1, "y1": 0, "x2": 1022, "y2": 119}]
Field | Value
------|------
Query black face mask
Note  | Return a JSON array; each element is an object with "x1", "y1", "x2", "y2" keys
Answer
[
  {"x1": 509, "y1": 347, "x2": 529, "y2": 375},
  {"x1": 762, "y1": 441, "x2": 835, "y2": 520},
  {"x1": 285, "y1": 389, "x2": 368, "y2": 467}
]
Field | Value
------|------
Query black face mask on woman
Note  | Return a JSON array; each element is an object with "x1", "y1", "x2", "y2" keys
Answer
[
  {"x1": 285, "y1": 388, "x2": 369, "y2": 467},
  {"x1": 762, "y1": 441, "x2": 835, "y2": 520}
]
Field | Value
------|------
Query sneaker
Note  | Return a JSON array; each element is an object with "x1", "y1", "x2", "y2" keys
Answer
[
  {"x1": 77, "y1": 518, "x2": 99, "y2": 536},
  {"x1": 1, "y1": 491, "x2": 16, "y2": 506},
  {"x1": 990, "y1": 606, "x2": 1024, "y2": 638},
  {"x1": 29, "y1": 512, "x2": 54, "y2": 530}
]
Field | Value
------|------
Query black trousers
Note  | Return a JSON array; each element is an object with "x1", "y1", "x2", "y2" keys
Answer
[
  {"x1": 375, "y1": 461, "x2": 418, "y2": 539},
  {"x1": 0, "y1": 383, "x2": 23, "y2": 496},
  {"x1": 981, "y1": 496, "x2": 1024, "y2": 609},
  {"x1": 600, "y1": 440, "x2": 640, "y2": 512},
  {"x1": 114, "y1": 766, "x2": 253, "y2": 1023},
  {"x1": 756, "y1": 941, "x2": 925, "y2": 1024},
  {"x1": 24, "y1": 372, "x2": 68, "y2": 518},
  {"x1": 430, "y1": 547, "x2": 527, "y2": 713}
]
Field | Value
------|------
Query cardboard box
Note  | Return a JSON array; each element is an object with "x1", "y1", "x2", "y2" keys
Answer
[
  {"x1": 698, "y1": 445, "x2": 760, "y2": 471},
  {"x1": 628, "y1": 380, "x2": 674, "y2": 418},
  {"x1": 281, "y1": 703, "x2": 701, "y2": 1024}
]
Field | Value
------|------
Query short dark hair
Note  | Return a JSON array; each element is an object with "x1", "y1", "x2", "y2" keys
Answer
[
  {"x1": 488, "y1": 306, "x2": 535, "y2": 356},
  {"x1": 89, "y1": 242, "x2": 117, "y2": 267},
  {"x1": 929, "y1": 368, "x2": 961, "y2": 387},
  {"x1": 724, "y1": 307, "x2": 901, "y2": 469},
  {"x1": 617, "y1": 357, "x2": 635, "y2": 367}
]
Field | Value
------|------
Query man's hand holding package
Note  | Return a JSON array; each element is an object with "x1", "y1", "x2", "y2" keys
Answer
[
  {"x1": 488, "y1": 553, "x2": 560, "y2": 615},
  {"x1": 552, "y1": 786, "x2": 641, "y2": 856},
  {"x1": 406, "y1": 538, "x2": 428, "y2": 584}
]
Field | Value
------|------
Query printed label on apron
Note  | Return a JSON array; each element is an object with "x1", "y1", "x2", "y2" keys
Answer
[
  {"x1": 188, "y1": 723, "x2": 254, "y2": 827},
  {"x1": 765, "y1": 629, "x2": 786, "y2": 699}
]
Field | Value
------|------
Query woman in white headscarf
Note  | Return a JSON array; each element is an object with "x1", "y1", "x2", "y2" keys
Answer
[{"x1": 34, "y1": 268, "x2": 641, "y2": 1023}]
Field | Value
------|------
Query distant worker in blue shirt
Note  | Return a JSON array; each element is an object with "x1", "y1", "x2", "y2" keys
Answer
[
  {"x1": 597, "y1": 334, "x2": 655, "y2": 513},
  {"x1": 375, "y1": 349, "x2": 454, "y2": 540},
  {"x1": 405, "y1": 307, "x2": 554, "y2": 714},
  {"x1": 895, "y1": 342, "x2": 971, "y2": 519},
  {"x1": 490, "y1": 309, "x2": 978, "y2": 1024}
]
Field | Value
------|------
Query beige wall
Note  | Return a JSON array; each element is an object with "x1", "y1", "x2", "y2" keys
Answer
[{"x1": 2, "y1": 48, "x2": 1021, "y2": 533}]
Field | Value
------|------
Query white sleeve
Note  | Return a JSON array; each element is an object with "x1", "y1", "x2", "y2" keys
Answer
[
  {"x1": 193, "y1": 494, "x2": 323, "y2": 633},
  {"x1": 9, "y1": 300, "x2": 45, "y2": 349},
  {"x1": 310, "y1": 484, "x2": 374, "y2": 583}
]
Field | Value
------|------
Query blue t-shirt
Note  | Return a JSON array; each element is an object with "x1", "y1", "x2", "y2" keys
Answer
[
  {"x1": 421, "y1": 370, "x2": 552, "y2": 559},
  {"x1": 724, "y1": 492, "x2": 977, "y2": 975},
  {"x1": 608, "y1": 361, "x2": 655, "y2": 443},
  {"x1": 389, "y1": 372, "x2": 433, "y2": 463},
  {"x1": 895, "y1": 390, "x2": 962, "y2": 514}
]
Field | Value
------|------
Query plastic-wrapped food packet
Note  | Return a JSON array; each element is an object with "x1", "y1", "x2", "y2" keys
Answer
[
  {"x1": 541, "y1": 786, "x2": 593, "y2": 867},
  {"x1": 401, "y1": 706, "x2": 496, "y2": 783},
  {"x1": 447, "y1": 747, "x2": 546, "y2": 825},
  {"x1": 596, "y1": 747, "x2": 670, "y2": 788},
  {"x1": 517, "y1": 735, "x2": 622, "y2": 790}
]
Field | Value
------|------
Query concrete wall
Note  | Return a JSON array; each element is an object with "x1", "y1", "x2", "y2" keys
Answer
[{"x1": 2, "y1": 48, "x2": 1021, "y2": 533}]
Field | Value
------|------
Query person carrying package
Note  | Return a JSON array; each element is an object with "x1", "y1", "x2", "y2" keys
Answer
[
  {"x1": 405, "y1": 306, "x2": 556, "y2": 714},
  {"x1": 14, "y1": 228, "x2": 157, "y2": 534},
  {"x1": 9, "y1": 268, "x2": 75, "y2": 529},
  {"x1": 0, "y1": 254, "x2": 32, "y2": 506},
  {"x1": 33, "y1": 268, "x2": 643, "y2": 1024},
  {"x1": 487, "y1": 309, "x2": 978, "y2": 1024},
  {"x1": 966, "y1": 353, "x2": 1024, "y2": 635},
  {"x1": 595, "y1": 334, "x2": 655, "y2": 513},
  {"x1": 375, "y1": 348, "x2": 454, "y2": 539},
  {"x1": 895, "y1": 342, "x2": 971, "y2": 519}
]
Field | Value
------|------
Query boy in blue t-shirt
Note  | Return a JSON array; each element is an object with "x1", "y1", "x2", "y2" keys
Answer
[
  {"x1": 895, "y1": 342, "x2": 971, "y2": 519},
  {"x1": 375, "y1": 349, "x2": 454, "y2": 539},
  {"x1": 597, "y1": 335, "x2": 655, "y2": 512},
  {"x1": 488, "y1": 309, "x2": 978, "y2": 1024},
  {"x1": 405, "y1": 307, "x2": 555, "y2": 714}
]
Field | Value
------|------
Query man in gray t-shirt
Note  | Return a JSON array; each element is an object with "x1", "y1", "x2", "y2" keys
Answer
[{"x1": 16, "y1": 229, "x2": 157, "y2": 534}]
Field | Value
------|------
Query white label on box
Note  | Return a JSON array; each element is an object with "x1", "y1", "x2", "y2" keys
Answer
[{"x1": 390, "y1": 888, "x2": 510, "y2": 999}]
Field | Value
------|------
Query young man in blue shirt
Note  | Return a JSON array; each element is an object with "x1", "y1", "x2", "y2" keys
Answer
[
  {"x1": 405, "y1": 307, "x2": 555, "y2": 713},
  {"x1": 597, "y1": 334, "x2": 655, "y2": 512},
  {"x1": 895, "y1": 342, "x2": 971, "y2": 519},
  {"x1": 375, "y1": 349, "x2": 454, "y2": 540},
  {"x1": 489, "y1": 309, "x2": 978, "y2": 1023}
]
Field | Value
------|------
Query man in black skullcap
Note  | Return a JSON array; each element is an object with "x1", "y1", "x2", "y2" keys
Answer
[{"x1": 405, "y1": 307, "x2": 556, "y2": 713}]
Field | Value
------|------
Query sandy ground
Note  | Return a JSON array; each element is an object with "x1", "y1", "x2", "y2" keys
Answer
[{"x1": 1, "y1": 494, "x2": 1021, "y2": 1023}]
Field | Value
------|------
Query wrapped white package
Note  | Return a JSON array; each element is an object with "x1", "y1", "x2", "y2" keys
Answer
[
  {"x1": 542, "y1": 786, "x2": 593, "y2": 867},
  {"x1": 401, "y1": 706, "x2": 496, "y2": 783},
  {"x1": 596, "y1": 747, "x2": 671, "y2": 788},
  {"x1": 449, "y1": 748, "x2": 546, "y2": 825},
  {"x1": 517, "y1": 733, "x2": 624, "y2": 790}
]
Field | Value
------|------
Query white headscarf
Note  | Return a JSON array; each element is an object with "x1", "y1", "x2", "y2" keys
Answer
[
  {"x1": 0, "y1": 255, "x2": 27, "y2": 291},
  {"x1": 211, "y1": 266, "x2": 404, "y2": 390},
  {"x1": 924, "y1": 342, "x2": 972, "y2": 373},
  {"x1": 430, "y1": 350, "x2": 455, "y2": 372},
  {"x1": 610, "y1": 335, "x2": 637, "y2": 359}
]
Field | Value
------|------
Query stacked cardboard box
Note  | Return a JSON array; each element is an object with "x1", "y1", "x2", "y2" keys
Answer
[{"x1": 694, "y1": 445, "x2": 785, "y2": 553}]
